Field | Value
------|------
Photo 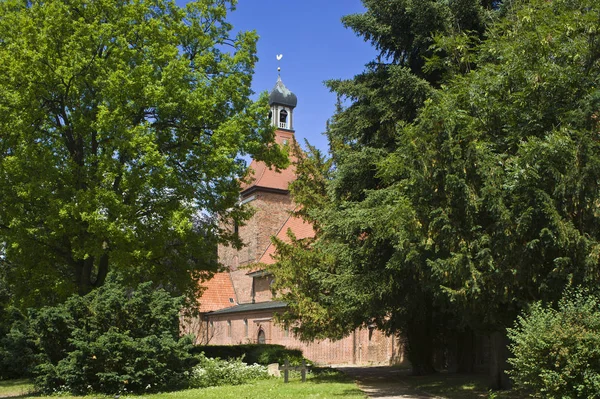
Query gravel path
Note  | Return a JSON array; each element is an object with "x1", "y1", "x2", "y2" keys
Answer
[{"x1": 337, "y1": 366, "x2": 440, "y2": 399}]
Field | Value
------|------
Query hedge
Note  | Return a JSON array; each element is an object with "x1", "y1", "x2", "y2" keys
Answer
[{"x1": 191, "y1": 344, "x2": 305, "y2": 365}]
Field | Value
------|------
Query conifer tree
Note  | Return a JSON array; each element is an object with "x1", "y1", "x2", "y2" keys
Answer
[
  {"x1": 398, "y1": 0, "x2": 600, "y2": 387},
  {"x1": 270, "y1": 0, "x2": 499, "y2": 375}
]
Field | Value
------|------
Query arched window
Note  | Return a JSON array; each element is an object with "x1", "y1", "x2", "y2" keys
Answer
[
  {"x1": 279, "y1": 109, "x2": 288, "y2": 128},
  {"x1": 257, "y1": 328, "x2": 266, "y2": 344}
]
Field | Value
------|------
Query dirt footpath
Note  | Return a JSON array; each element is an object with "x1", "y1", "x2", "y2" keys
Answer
[{"x1": 337, "y1": 366, "x2": 439, "y2": 399}]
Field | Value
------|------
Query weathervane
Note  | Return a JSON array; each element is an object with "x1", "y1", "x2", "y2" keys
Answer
[{"x1": 276, "y1": 54, "x2": 283, "y2": 76}]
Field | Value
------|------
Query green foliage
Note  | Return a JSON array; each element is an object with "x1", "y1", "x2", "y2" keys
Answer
[
  {"x1": 399, "y1": 0, "x2": 600, "y2": 332},
  {"x1": 191, "y1": 344, "x2": 304, "y2": 366},
  {"x1": 271, "y1": 0, "x2": 600, "y2": 382},
  {"x1": 0, "y1": 0, "x2": 287, "y2": 309},
  {"x1": 31, "y1": 276, "x2": 195, "y2": 395},
  {"x1": 0, "y1": 307, "x2": 35, "y2": 379},
  {"x1": 508, "y1": 289, "x2": 600, "y2": 398},
  {"x1": 188, "y1": 355, "x2": 269, "y2": 388},
  {"x1": 269, "y1": 0, "x2": 500, "y2": 375}
]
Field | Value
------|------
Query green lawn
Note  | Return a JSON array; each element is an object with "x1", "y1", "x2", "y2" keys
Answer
[
  {"x1": 0, "y1": 371, "x2": 366, "y2": 399},
  {"x1": 0, "y1": 370, "x2": 525, "y2": 399},
  {"x1": 0, "y1": 379, "x2": 35, "y2": 397}
]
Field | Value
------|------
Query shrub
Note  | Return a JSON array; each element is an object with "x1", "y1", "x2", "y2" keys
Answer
[
  {"x1": 188, "y1": 355, "x2": 269, "y2": 388},
  {"x1": 507, "y1": 289, "x2": 600, "y2": 398},
  {"x1": 192, "y1": 344, "x2": 305, "y2": 365},
  {"x1": 0, "y1": 307, "x2": 36, "y2": 379},
  {"x1": 31, "y1": 276, "x2": 195, "y2": 395}
]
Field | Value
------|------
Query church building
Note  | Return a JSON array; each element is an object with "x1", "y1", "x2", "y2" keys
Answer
[{"x1": 186, "y1": 75, "x2": 403, "y2": 365}]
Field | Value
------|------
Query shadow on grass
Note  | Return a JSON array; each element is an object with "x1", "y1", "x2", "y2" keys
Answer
[
  {"x1": 403, "y1": 372, "x2": 525, "y2": 399},
  {"x1": 309, "y1": 368, "x2": 355, "y2": 384},
  {"x1": 335, "y1": 388, "x2": 367, "y2": 397}
]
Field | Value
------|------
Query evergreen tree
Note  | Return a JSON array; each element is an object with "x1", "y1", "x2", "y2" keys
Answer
[
  {"x1": 398, "y1": 0, "x2": 600, "y2": 387},
  {"x1": 270, "y1": 0, "x2": 500, "y2": 375},
  {"x1": 273, "y1": 0, "x2": 600, "y2": 386}
]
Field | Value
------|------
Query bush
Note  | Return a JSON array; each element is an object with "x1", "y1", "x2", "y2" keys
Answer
[
  {"x1": 507, "y1": 289, "x2": 600, "y2": 398},
  {"x1": 192, "y1": 344, "x2": 305, "y2": 365},
  {"x1": 0, "y1": 307, "x2": 36, "y2": 379},
  {"x1": 31, "y1": 276, "x2": 195, "y2": 395},
  {"x1": 188, "y1": 355, "x2": 269, "y2": 388}
]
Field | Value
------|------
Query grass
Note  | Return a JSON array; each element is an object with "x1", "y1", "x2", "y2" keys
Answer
[
  {"x1": 0, "y1": 370, "x2": 366, "y2": 399},
  {"x1": 0, "y1": 369, "x2": 526, "y2": 399},
  {"x1": 0, "y1": 379, "x2": 35, "y2": 398}
]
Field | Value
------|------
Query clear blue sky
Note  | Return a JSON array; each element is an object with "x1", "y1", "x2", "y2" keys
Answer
[{"x1": 178, "y1": 0, "x2": 378, "y2": 153}]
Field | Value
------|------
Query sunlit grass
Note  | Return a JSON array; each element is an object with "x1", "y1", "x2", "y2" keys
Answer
[
  {"x1": 0, "y1": 370, "x2": 366, "y2": 399},
  {"x1": 0, "y1": 378, "x2": 35, "y2": 397}
]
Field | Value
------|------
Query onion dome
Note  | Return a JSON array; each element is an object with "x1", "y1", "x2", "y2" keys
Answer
[{"x1": 268, "y1": 76, "x2": 297, "y2": 108}]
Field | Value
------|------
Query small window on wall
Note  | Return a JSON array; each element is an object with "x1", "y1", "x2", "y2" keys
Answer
[
  {"x1": 227, "y1": 320, "x2": 232, "y2": 337},
  {"x1": 257, "y1": 329, "x2": 266, "y2": 344},
  {"x1": 284, "y1": 325, "x2": 289, "y2": 338},
  {"x1": 244, "y1": 319, "x2": 248, "y2": 337}
]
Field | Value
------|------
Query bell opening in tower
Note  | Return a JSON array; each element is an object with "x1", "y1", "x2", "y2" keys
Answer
[{"x1": 279, "y1": 109, "x2": 288, "y2": 129}]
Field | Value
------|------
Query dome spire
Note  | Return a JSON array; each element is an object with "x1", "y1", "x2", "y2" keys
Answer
[
  {"x1": 269, "y1": 54, "x2": 297, "y2": 131},
  {"x1": 276, "y1": 54, "x2": 283, "y2": 76}
]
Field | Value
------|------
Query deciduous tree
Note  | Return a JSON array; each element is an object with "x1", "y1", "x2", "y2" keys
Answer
[{"x1": 0, "y1": 0, "x2": 286, "y2": 308}]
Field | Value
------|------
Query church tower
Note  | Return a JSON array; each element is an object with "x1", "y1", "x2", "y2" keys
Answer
[
  {"x1": 218, "y1": 75, "x2": 298, "y2": 304},
  {"x1": 269, "y1": 75, "x2": 297, "y2": 132}
]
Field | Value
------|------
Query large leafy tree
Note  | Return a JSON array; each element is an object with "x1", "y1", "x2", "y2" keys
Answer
[
  {"x1": 0, "y1": 0, "x2": 285, "y2": 308},
  {"x1": 269, "y1": 0, "x2": 500, "y2": 376}
]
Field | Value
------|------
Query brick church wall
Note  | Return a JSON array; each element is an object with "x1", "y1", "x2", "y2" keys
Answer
[
  {"x1": 205, "y1": 310, "x2": 404, "y2": 365},
  {"x1": 253, "y1": 276, "x2": 274, "y2": 303},
  {"x1": 219, "y1": 191, "x2": 293, "y2": 304}
]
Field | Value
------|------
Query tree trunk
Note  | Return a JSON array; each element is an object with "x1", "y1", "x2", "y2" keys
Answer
[
  {"x1": 406, "y1": 313, "x2": 436, "y2": 375},
  {"x1": 457, "y1": 327, "x2": 476, "y2": 373},
  {"x1": 94, "y1": 252, "x2": 109, "y2": 288},
  {"x1": 75, "y1": 252, "x2": 110, "y2": 295},
  {"x1": 489, "y1": 330, "x2": 512, "y2": 390},
  {"x1": 77, "y1": 257, "x2": 94, "y2": 296}
]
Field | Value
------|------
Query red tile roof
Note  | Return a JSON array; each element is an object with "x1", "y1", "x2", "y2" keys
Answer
[
  {"x1": 241, "y1": 130, "x2": 297, "y2": 193},
  {"x1": 257, "y1": 213, "x2": 315, "y2": 266},
  {"x1": 198, "y1": 272, "x2": 237, "y2": 313}
]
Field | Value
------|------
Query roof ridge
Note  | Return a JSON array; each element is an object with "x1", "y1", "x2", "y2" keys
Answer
[{"x1": 250, "y1": 160, "x2": 268, "y2": 188}]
